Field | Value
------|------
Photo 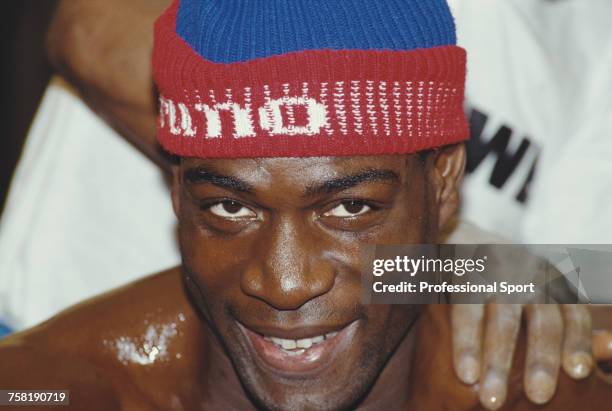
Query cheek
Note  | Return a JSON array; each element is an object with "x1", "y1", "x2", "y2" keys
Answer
[
  {"x1": 178, "y1": 207, "x2": 256, "y2": 296},
  {"x1": 366, "y1": 305, "x2": 421, "y2": 336}
]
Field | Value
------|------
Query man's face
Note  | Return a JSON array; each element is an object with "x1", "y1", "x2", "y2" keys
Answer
[{"x1": 173, "y1": 153, "x2": 451, "y2": 410}]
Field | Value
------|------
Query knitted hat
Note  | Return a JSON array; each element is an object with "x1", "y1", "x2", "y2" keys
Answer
[{"x1": 153, "y1": 0, "x2": 468, "y2": 158}]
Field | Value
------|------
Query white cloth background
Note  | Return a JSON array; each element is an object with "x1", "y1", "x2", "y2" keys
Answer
[
  {"x1": 449, "y1": 0, "x2": 612, "y2": 243},
  {"x1": 0, "y1": 80, "x2": 179, "y2": 329}
]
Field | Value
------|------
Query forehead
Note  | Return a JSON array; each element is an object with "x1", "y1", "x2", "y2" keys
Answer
[{"x1": 180, "y1": 155, "x2": 420, "y2": 189}]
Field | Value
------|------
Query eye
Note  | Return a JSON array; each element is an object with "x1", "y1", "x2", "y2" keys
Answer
[
  {"x1": 324, "y1": 200, "x2": 372, "y2": 218},
  {"x1": 209, "y1": 200, "x2": 256, "y2": 219}
]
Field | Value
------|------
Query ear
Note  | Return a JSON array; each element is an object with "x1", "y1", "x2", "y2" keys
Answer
[
  {"x1": 171, "y1": 164, "x2": 181, "y2": 218},
  {"x1": 431, "y1": 143, "x2": 466, "y2": 233}
]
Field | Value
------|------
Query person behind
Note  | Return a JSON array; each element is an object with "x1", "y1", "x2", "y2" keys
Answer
[
  {"x1": 448, "y1": 0, "x2": 612, "y2": 244},
  {"x1": 0, "y1": 0, "x2": 611, "y2": 410}
]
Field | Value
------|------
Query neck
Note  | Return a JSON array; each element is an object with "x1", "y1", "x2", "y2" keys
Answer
[{"x1": 356, "y1": 327, "x2": 417, "y2": 411}]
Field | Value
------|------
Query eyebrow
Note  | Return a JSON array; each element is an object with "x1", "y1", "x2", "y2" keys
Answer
[
  {"x1": 183, "y1": 167, "x2": 254, "y2": 193},
  {"x1": 304, "y1": 169, "x2": 400, "y2": 196},
  {"x1": 183, "y1": 166, "x2": 399, "y2": 196}
]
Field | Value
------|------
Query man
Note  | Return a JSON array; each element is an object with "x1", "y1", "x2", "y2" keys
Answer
[{"x1": 0, "y1": 0, "x2": 610, "y2": 410}]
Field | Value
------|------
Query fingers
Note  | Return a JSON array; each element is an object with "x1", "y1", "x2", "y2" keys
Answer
[
  {"x1": 479, "y1": 304, "x2": 522, "y2": 411},
  {"x1": 523, "y1": 305, "x2": 563, "y2": 405},
  {"x1": 561, "y1": 305, "x2": 594, "y2": 379},
  {"x1": 451, "y1": 304, "x2": 484, "y2": 384},
  {"x1": 593, "y1": 330, "x2": 612, "y2": 362}
]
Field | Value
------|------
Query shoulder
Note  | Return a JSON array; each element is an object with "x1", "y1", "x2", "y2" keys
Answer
[
  {"x1": 0, "y1": 340, "x2": 121, "y2": 410},
  {"x1": 0, "y1": 267, "x2": 204, "y2": 409},
  {"x1": 4, "y1": 267, "x2": 192, "y2": 354}
]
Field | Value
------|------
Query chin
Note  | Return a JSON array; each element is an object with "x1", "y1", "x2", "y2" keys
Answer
[
  {"x1": 234, "y1": 364, "x2": 380, "y2": 411},
  {"x1": 224, "y1": 321, "x2": 387, "y2": 411}
]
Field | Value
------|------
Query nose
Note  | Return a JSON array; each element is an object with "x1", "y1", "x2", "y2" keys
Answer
[{"x1": 241, "y1": 216, "x2": 335, "y2": 310}]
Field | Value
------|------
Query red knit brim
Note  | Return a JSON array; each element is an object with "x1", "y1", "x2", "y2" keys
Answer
[{"x1": 153, "y1": 1, "x2": 469, "y2": 158}]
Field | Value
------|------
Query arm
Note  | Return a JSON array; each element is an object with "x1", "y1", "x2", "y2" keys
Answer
[{"x1": 46, "y1": 0, "x2": 171, "y2": 170}]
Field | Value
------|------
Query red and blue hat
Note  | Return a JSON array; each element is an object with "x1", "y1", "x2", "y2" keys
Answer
[{"x1": 153, "y1": 0, "x2": 468, "y2": 158}]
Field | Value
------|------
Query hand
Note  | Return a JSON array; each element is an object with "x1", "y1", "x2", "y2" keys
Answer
[
  {"x1": 593, "y1": 330, "x2": 612, "y2": 374},
  {"x1": 451, "y1": 304, "x2": 596, "y2": 410}
]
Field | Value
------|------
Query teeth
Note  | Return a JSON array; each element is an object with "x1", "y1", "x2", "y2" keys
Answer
[
  {"x1": 265, "y1": 332, "x2": 337, "y2": 352},
  {"x1": 281, "y1": 339, "x2": 297, "y2": 350},
  {"x1": 296, "y1": 338, "x2": 313, "y2": 349}
]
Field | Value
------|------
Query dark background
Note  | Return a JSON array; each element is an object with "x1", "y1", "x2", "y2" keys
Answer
[{"x1": 0, "y1": 1, "x2": 58, "y2": 214}]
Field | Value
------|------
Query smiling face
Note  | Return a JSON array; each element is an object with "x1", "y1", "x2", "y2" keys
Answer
[{"x1": 172, "y1": 147, "x2": 464, "y2": 410}]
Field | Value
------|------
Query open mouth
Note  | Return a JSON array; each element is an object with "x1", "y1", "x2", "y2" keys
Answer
[{"x1": 239, "y1": 321, "x2": 358, "y2": 376}]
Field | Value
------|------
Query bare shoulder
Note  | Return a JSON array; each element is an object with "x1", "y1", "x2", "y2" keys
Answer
[
  {"x1": 0, "y1": 267, "x2": 205, "y2": 410},
  {"x1": 0, "y1": 267, "x2": 193, "y2": 354},
  {"x1": 0, "y1": 342, "x2": 121, "y2": 410}
]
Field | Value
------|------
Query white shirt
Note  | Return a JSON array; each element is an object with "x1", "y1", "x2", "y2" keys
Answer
[
  {"x1": 0, "y1": 80, "x2": 180, "y2": 329},
  {"x1": 450, "y1": 0, "x2": 612, "y2": 243}
]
